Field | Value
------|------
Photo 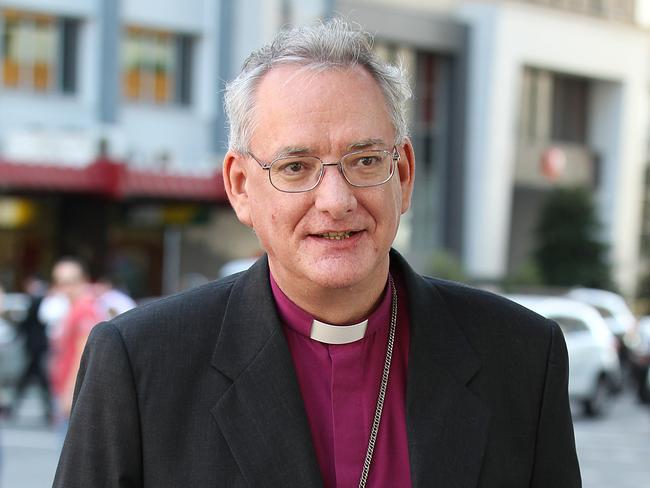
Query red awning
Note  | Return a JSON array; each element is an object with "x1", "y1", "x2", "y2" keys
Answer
[{"x1": 0, "y1": 158, "x2": 227, "y2": 202}]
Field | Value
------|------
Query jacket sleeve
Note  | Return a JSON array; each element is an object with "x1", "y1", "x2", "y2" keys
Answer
[
  {"x1": 52, "y1": 322, "x2": 143, "y2": 488},
  {"x1": 530, "y1": 320, "x2": 582, "y2": 487}
]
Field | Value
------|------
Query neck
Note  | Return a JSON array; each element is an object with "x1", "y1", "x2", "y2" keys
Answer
[{"x1": 269, "y1": 263, "x2": 389, "y2": 325}]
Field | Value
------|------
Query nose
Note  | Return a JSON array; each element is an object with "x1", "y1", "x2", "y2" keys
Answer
[{"x1": 313, "y1": 164, "x2": 357, "y2": 219}]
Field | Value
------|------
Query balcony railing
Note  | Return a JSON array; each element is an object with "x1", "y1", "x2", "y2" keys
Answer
[{"x1": 514, "y1": 141, "x2": 598, "y2": 189}]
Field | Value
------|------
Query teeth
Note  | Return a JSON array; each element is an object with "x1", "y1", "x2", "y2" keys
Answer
[{"x1": 319, "y1": 231, "x2": 352, "y2": 240}]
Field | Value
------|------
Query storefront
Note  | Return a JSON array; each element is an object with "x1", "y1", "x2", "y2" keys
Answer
[{"x1": 0, "y1": 158, "x2": 253, "y2": 298}]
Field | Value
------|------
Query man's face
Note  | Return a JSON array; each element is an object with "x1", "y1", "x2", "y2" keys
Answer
[
  {"x1": 225, "y1": 65, "x2": 414, "y2": 295},
  {"x1": 52, "y1": 262, "x2": 85, "y2": 301}
]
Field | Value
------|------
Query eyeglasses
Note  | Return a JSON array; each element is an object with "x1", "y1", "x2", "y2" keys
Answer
[{"x1": 248, "y1": 146, "x2": 400, "y2": 193}]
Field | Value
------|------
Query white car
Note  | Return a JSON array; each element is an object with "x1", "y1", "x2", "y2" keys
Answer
[
  {"x1": 626, "y1": 316, "x2": 650, "y2": 403},
  {"x1": 565, "y1": 287, "x2": 643, "y2": 395},
  {"x1": 565, "y1": 288, "x2": 636, "y2": 338},
  {"x1": 508, "y1": 295, "x2": 621, "y2": 417}
]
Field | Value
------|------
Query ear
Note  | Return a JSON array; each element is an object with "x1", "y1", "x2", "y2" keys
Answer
[
  {"x1": 223, "y1": 150, "x2": 253, "y2": 227},
  {"x1": 397, "y1": 138, "x2": 415, "y2": 214}
]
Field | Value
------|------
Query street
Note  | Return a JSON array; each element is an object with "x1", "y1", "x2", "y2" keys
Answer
[
  {"x1": 0, "y1": 389, "x2": 648, "y2": 487},
  {"x1": 1, "y1": 423, "x2": 58, "y2": 488},
  {"x1": 573, "y1": 392, "x2": 650, "y2": 488},
  {"x1": 0, "y1": 391, "x2": 59, "y2": 488}
]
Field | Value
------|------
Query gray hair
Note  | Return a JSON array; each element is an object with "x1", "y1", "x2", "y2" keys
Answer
[{"x1": 224, "y1": 18, "x2": 412, "y2": 153}]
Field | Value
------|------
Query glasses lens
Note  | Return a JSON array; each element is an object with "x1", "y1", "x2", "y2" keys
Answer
[
  {"x1": 341, "y1": 150, "x2": 393, "y2": 187},
  {"x1": 270, "y1": 157, "x2": 322, "y2": 192}
]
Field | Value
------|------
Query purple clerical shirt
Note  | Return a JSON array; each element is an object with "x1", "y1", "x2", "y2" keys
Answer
[{"x1": 270, "y1": 273, "x2": 412, "y2": 488}]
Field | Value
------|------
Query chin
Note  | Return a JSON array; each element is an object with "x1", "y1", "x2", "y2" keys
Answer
[
  {"x1": 309, "y1": 274, "x2": 360, "y2": 290},
  {"x1": 303, "y1": 256, "x2": 376, "y2": 290}
]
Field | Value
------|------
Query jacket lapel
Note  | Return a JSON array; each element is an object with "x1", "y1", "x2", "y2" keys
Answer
[
  {"x1": 210, "y1": 258, "x2": 323, "y2": 487},
  {"x1": 395, "y1": 252, "x2": 490, "y2": 488}
]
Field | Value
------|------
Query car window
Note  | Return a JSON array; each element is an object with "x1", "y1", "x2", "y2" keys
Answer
[
  {"x1": 593, "y1": 305, "x2": 613, "y2": 319},
  {"x1": 550, "y1": 316, "x2": 589, "y2": 335}
]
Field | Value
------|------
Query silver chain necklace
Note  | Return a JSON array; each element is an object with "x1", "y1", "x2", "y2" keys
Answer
[{"x1": 358, "y1": 274, "x2": 398, "y2": 488}]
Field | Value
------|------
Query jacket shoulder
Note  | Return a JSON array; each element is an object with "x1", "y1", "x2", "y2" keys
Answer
[
  {"x1": 422, "y1": 276, "x2": 556, "y2": 340},
  {"x1": 101, "y1": 274, "x2": 238, "y2": 344}
]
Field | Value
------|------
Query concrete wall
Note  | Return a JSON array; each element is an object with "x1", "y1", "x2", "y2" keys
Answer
[
  {"x1": 0, "y1": 1, "x2": 100, "y2": 135},
  {"x1": 119, "y1": 0, "x2": 220, "y2": 171},
  {"x1": 0, "y1": 0, "x2": 224, "y2": 171}
]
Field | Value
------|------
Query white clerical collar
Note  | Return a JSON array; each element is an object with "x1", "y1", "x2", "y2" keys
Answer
[{"x1": 310, "y1": 318, "x2": 369, "y2": 344}]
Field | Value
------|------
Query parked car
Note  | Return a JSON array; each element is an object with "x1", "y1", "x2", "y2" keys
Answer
[
  {"x1": 0, "y1": 293, "x2": 29, "y2": 388},
  {"x1": 626, "y1": 316, "x2": 650, "y2": 403},
  {"x1": 507, "y1": 294, "x2": 621, "y2": 417},
  {"x1": 565, "y1": 287, "x2": 645, "y2": 392}
]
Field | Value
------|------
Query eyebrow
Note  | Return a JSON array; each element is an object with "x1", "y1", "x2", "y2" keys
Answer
[
  {"x1": 272, "y1": 146, "x2": 312, "y2": 160},
  {"x1": 346, "y1": 138, "x2": 387, "y2": 151},
  {"x1": 270, "y1": 138, "x2": 388, "y2": 160}
]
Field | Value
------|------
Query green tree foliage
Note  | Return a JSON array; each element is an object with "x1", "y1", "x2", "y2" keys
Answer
[
  {"x1": 427, "y1": 249, "x2": 466, "y2": 282},
  {"x1": 534, "y1": 187, "x2": 613, "y2": 289}
]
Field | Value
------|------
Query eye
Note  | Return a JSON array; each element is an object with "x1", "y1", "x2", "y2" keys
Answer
[
  {"x1": 347, "y1": 153, "x2": 383, "y2": 169},
  {"x1": 286, "y1": 162, "x2": 305, "y2": 173},
  {"x1": 358, "y1": 156, "x2": 380, "y2": 167},
  {"x1": 275, "y1": 160, "x2": 302, "y2": 173},
  {"x1": 273, "y1": 158, "x2": 318, "y2": 178}
]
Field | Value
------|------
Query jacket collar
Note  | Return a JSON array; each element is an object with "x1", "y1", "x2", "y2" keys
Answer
[{"x1": 211, "y1": 251, "x2": 489, "y2": 487}]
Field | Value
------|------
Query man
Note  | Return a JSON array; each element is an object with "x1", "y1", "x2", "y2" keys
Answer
[
  {"x1": 54, "y1": 19, "x2": 581, "y2": 487},
  {"x1": 9, "y1": 276, "x2": 52, "y2": 422},
  {"x1": 48, "y1": 258, "x2": 104, "y2": 425}
]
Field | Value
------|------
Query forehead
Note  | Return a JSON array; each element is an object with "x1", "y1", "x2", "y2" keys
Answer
[
  {"x1": 250, "y1": 64, "x2": 394, "y2": 154},
  {"x1": 53, "y1": 262, "x2": 82, "y2": 281}
]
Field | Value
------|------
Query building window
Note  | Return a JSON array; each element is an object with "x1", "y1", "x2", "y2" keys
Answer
[
  {"x1": 122, "y1": 27, "x2": 193, "y2": 106},
  {"x1": 520, "y1": 67, "x2": 589, "y2": 144},
  {"x1": 520, "y1": 68, "x2": 552, "y2": 142},
  {"x1": 414, "y1": 52, "x2": 448, "y2": 171},
  {"x1": 0, "y1": 9, "x2": 77, "y2": 93},
  {"x1": 552, "y1": 74, "x2": 589, "y2": 144}
]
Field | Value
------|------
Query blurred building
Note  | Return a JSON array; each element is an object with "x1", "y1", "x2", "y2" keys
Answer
[
  {"x1": 340, "y1": 0, "x2": 649, "y2": 297},
  {"x1": 1, "y1": 0, "x2": 649, "y2": 297},
  {"x1": 0, "y1": 0, "x2": 268, "y2": 296}
]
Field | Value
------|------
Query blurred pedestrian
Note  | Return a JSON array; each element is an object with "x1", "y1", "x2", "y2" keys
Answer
[
  {"x1": 0, "y1": 282, "x2": 7, "y2": 416},
  {"x1": 8, "y1": 276, "x2": 53, "y2": 423},
  {"x1": 38, "y1": 288, "x2": 69, "y2": 342},
  {"x1": 0, "y1": 283, "x2": 10, "y2": 417},
  {"x1": 48, "y1": 258, "x2": 105, "y2": 429},
  {"x1": 0, "y1": 282, "x2": 5, "y2": 479}
]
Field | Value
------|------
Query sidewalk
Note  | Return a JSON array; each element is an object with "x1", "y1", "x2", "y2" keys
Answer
[{"x1": 0, "y1": 389, "x2": 60, "y2": 488}]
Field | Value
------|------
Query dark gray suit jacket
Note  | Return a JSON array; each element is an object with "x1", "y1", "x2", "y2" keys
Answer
[{"x1": 53, "y1": 251, "x2": 581, "y2": 487}]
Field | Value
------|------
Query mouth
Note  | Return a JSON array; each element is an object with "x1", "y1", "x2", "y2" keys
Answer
[{"x1": 314, "y1": 230, "x2": 359, "y2": 240}]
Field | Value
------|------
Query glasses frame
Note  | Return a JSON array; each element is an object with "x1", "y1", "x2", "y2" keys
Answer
[{"x1": 248, "y1": 146, "x2": 400, "y2": 193}]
